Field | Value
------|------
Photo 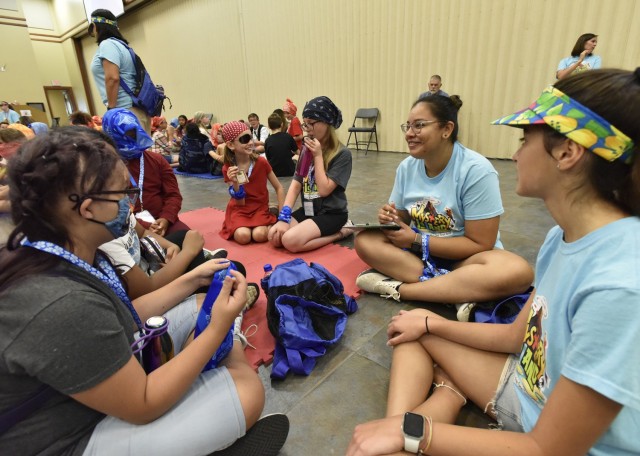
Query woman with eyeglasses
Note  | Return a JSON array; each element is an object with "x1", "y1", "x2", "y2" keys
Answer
[
  {"x1": 348, "y1": 68, "x2": 640, "y2": 456},
  {"x1": 219, "y1": 121, "x2": 285, "y2": 244},
  {"x1": 355, "y1": 95, "x2": 533, "y2": 316},
  {"x1": 268, "y1": 96, "x2": 353, "y2": 252},
  {"x1": 0, "y1": 126, "x2": 292, "y2": 455}
]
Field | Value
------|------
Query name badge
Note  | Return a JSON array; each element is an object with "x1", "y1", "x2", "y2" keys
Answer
[{"x1": 304, "y1": 201, "x2": 314, "y2": 216}]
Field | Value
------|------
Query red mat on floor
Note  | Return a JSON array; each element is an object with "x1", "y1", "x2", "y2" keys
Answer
[{"x1": 180, "y1": 207, "x2": 368, "y2": 370}]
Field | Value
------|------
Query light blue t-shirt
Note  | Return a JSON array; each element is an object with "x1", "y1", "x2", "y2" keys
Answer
[
  {"x1": 389, "y1": 142, "x2": 503, "y2": 247},
  {"x1": 557, "y1": 54, "x2": 601, "y2": 77},
  {"x1": 91, "y1": 38, "x2": 137, "y2": 109},
  {"x1": 0, "y1": 110, "x2": 19, "y2": 123},
  {"x1": 515, "y1": 217, "x2": 640, "y2": 455}
]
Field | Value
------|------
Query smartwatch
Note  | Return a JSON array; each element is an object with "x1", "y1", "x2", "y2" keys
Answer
[
  {"x1": 410, "y1": 232, "x2": 422, "y2": 255},
  {"x1": 402, "y1": 412, "x2": 425, "y2": 453}
]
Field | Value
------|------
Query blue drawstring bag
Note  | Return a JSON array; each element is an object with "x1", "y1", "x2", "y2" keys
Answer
[
  {"x1": 194, "y1": 262, "x2": 237, "y2": 371},
  {"x1": 470, "y1": 287, "x2": 533, "y2": 324},
  {"x1": 264, "y1": 259, "x2": 357, "y2": 379}
]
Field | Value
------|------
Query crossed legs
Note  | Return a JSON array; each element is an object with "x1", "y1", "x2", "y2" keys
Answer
[{"x1": 355, "y1": 230, "x2": 533, "y2": 303}]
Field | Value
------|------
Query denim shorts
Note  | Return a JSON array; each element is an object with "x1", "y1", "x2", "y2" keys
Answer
[
  {"x1": 489, "y1": 354, "x2": 525, "y2": 432},
  {"x1": 83, "y1": 296, "x2": 246, "y2": 455}
]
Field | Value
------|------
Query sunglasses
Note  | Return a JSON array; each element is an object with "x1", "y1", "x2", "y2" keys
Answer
[{"x1": 237, "y1": 134, "x2": 252, "y2": 144}]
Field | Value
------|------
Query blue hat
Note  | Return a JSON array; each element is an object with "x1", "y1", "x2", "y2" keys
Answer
[
  {"x1": 302, "y1": 96, "x2": 343, "y2": 129},
  {"x1": 102, "y1": 108, "x2": 153, "y2": 160}
]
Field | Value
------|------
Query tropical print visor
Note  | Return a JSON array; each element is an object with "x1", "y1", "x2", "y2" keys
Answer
[{"x1": 492, "y1": 86, "x2": 634, "y2": 164}]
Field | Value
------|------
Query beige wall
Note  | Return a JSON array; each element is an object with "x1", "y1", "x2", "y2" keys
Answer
[
  {"x1": 0, "y1": 13, "x2": 48, "y2": 115},
  {"x1": 5, "y1": 0, "x2": 640, "y2": 157},
  {"x1": 79, "y1": 0, "x2": 639, "y2": 158}
]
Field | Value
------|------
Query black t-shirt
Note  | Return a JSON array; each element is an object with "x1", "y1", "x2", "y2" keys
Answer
[
  {"x1": 0, "y1": 263, "x2": 136, "y2": 455},
  {"x1": 264, "y1": 132, "x2": 297, "y2": 177}
]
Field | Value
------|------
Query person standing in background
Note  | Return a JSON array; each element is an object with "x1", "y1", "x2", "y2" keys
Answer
[
  {"x1": 557, "y1": 33, "x2": 601, "y2": 80},
  {"x1": 88, "y1": 9, "x2": 151, "y2": 133}
]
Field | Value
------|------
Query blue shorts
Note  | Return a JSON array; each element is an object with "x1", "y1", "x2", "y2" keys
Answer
[{"x1": 488, "y1": 354, "x2": 525, "y2": 432}]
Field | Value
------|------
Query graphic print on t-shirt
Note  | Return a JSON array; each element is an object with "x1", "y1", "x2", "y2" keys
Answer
[
  {"x1": 302, "y1": 168, "x2": 320, "y2": 200},
  {"x1": 409, "y1": 197, "x2": 455, "y2": 235},
  {"x1": 516, "y1": 294, "x2": 549, "y2": 406}
]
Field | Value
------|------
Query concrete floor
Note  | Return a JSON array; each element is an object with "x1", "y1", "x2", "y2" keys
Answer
[{"x1": 176, "y1": 150, "x2": 556, "y2": 455}]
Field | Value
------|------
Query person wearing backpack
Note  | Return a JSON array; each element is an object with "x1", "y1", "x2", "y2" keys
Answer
[
  {"x1": 179, "y1": 123, "x2": 215, "y2": 174},
  {"x1": 89, "y1": 9, "x2": 150, "y2": 132}
]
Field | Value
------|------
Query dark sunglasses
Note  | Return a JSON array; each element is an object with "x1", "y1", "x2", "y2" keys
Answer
[{"x1": 237, "y1": 134, "x2": 252, "y2": 144}]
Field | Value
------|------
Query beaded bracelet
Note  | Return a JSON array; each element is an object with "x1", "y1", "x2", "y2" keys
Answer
[
  {"x1": 228, "y1": 184, "x2": 246, "y2": 199},
  {"x1": 278, "y1": 205, "x2": 292, "y2": 223}
]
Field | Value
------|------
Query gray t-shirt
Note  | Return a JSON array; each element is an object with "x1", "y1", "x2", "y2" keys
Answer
[
  {"x1": 294, "y1": 145, "x2": 352, "y2": 215},
  {"x1": 0, "y1": 263, "x2": 136, "y2": 455}
]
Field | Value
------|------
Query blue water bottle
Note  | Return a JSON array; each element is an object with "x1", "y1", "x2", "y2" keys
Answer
[{"x1": 261, "y1": 263, "x2": 273, "y2": 294}]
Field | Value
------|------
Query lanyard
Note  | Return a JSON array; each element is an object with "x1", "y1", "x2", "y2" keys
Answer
[
  {"x1": 128, "y1": 154, "x2": 145, "y2": 211},
  {"x1": 21, "y1": 238, "x2": 144, "y2": 332}
]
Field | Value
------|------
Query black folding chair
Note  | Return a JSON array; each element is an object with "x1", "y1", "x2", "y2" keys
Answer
[{"x1": 346, "y1": 108, "x2": 379, "y2": 155}]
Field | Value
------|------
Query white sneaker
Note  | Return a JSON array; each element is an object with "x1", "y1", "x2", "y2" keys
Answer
[
  {"x1": 356, "y1": 269, "x2": 403, "y2": 302},
  {"x1": 456, "y1": 303, "x2": 477, "y2": 322},
  {"x1": 233, "y1": 313, "x2": 257, "y2": 349}
]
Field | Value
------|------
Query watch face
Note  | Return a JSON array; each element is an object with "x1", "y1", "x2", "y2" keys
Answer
[{"x1": 403, "y1": 412, "x2": 424, "y2": 438}]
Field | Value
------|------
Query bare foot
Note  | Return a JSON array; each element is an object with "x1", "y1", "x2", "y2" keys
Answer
[{"x1": 433, "y1": 366, "x2": 467, "y2": 406}]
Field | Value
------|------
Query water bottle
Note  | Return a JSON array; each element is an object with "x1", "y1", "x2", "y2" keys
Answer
[
  {"x1": 261, "y1": 263, "x2": 273, "y2": 294},
  {"x1": 141, "y1": 316, "x2": 174, "y2": 374}
]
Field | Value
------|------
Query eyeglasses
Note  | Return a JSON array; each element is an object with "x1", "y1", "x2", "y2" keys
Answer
[
  {"x1": 237, "y1": 133, "x2": 252, "y2": 144},
  {"x1": 76, "y1": 188, "x2": 141, "y2": 206},
  {"x1": 400, "y1": 120, "x2": 444, "y2": 134},
  {"x1": 0, "y1": 103, "x2": 8, "y2": 107},
  {"x1": 301, "y1": 121, "x2": 319, "y2": 131}
]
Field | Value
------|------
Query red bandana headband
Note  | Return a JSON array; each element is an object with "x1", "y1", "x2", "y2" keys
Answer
[{"x1": 221, "y1": 121, "x2": 248, "y2": 143}]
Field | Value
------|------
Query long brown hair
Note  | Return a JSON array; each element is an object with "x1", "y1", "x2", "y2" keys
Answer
[{"x1": 549, "y1": 69, "x2": 640, "y2": 216}]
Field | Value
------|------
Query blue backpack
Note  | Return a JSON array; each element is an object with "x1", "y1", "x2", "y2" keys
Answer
[
  {"x1": 112, "y1": 38, "x2": 170, "y2": 117},
  {"x1": 264, "y1": 259, "x2": 358, "y2": 379}
]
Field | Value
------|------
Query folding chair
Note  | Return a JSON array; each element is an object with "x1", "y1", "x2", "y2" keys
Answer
[{"x1": 346, "y1": 108, "x2": 379, "y2": 155}]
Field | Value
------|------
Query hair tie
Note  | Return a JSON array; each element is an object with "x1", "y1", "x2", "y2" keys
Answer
[{"x1": 634, "y1": 67, "x2": 640, "y2": 83}]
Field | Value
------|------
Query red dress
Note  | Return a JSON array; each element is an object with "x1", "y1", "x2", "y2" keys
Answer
[{"x1": 220, "y1": 156, "x2": 277, "y2": 239}]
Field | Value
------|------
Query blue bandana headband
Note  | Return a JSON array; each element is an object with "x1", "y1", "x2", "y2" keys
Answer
[
  {"x1": 492, "y1": 86, "x2": 634, "y2": 164},
  {"x1": 91, "y1": 16, "x2": 118, "y2": 27},
  {"x1": 102, "y1": 108, "x2": 154, "y2": 160},
  {"x1": 302, "y1": 96, "x2": 343, "y2": 129}
]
